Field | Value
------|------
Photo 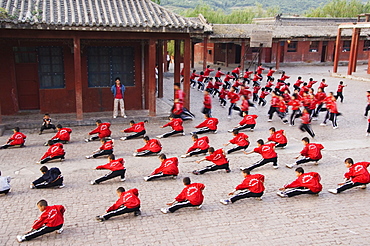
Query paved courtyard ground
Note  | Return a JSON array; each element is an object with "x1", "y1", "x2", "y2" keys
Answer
[{"x1": 0, "y1": 65, "x2": 369, "y2": 245}]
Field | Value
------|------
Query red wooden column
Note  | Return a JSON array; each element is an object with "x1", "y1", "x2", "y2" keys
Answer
[
  {"x1": 348, "y1": 28, "x2": 357, "y2": 75},
  {"x1": 73, "y1": 37, "x2": 83, "y2": 121},
  {"x1": 240, "y1": 40, "x2": 246, "y2": 72},
  {"x1": 352, "y1": 28, "x2": 361, "y2": 72},
  {"x1": 276, "y1": 42, "x2": 281, "y2": 70},
  {"x1": 333, "y1": 28, "x2": 342, "y2": 73},
  {"x1": 225, "y1": 43, "x2": 229, "y2": 67},
  {"x1": 203, "y1": 36, "x2": 208, "y2": 71},
  {"x1": 183, "y1": 37, "x2": 191, "y2": 110},
  {"x1": 157, "y1": 40, "x2": 164, "y2": 98},
  {"x1": 174, "y1": 40, "x2": 181, "y2": 84},
  {"x1": 148, "y1": 39, "x2": 157, "y2": 116},
  {"x1": 191, "y1": 42, "x2": 195, "y2": 68}
]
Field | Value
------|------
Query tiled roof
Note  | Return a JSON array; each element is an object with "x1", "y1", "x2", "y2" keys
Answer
[{"x1": 0, "y1": 0, "x2": 204, "y2": 32}]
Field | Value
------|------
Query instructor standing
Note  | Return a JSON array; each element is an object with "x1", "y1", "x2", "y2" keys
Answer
[{"x1": 111, "y1": 77, "x2": 127, "y2": 118}]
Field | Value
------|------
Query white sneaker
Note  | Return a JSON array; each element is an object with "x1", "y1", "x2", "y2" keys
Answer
[
  {"x1": 227, "y1": 129, "x2": 233, "y2": 133},
  {"x1": 160, "y1": 208, "x2": 169, "y2": 214},
  {"x1": 113, "y1": 116, "x2": 117, "y2": 119},
  {"x1": 366, "y1": 133, "x2": 370, "y2": 137},
  {"x1": 123, "y1": 115, "x2": 127, "y2": 118},
  {"x1": 133, "y1": 153, "x2": 138, "y2": 157},
  {"x1": 196, "y1": 204, "x2": 203, "y2": 210},
  {"x1": 312, "y1": 117, "x2": 318, "y2": 121},
  {"x1": 227, "y1": 116, "x2": 231, "y2": 119},
  {"x1": 90, "y1": 180, "x2": 97, "y2": 185},
  {"x1": 84, "y1": 139, "x2": 90, "y2": 143},
  {"x1": 277, "y1": 191, "x2": 288, "y2": 198},
  {"x1": 320, "y1": 123, "x2": 326, "y2": 126},
  {"x1": 220, "y1": 199, "x2": 230, "y2": 205},
  {"x1": 255, "y1": 197, "x2": 263, "y2": 201},
  {"x1": 143, "y1": 176, "x2": 149, "y2": 182},
  {"x1": 239, "y1": 167, "x2": 247, "y2": 170},
  {"x1": 286, "y1": 163, "x2": 295, "y2": 169},
  {"x1": 213, "y1": 130, "x2": 218, "y2": 134},
  {"x1": 172, "y1": 175, "x2": 177, "y2": 179},
  {"x1": 121, "y1": 178, "x2": 126, "y2": 182},
  {"x1": 30, "y1": 184, "x2": 35, "y2": 189},
  {"x1": 36, "y1": 161, "x2": 41, "y2": 164},
  {"x1": 328, "y1": 189, "x2": 338, "y2": 194},
  {"x1": 120, "y1": 137, "x2": 127, "y2": 141},
  {"x1": 56, "y1": 228, "x2": 64, "y2": 234},
  {"x1": 156, "y1": 135, "x2": 163, "y2": 139},
  {"x1": 273, "y1": 165, "x2": 279, "y2": 169},
  {"x1": 267, "y1": 119, "x2": 272, "y2": 122},
  {"x1": 250, "y1": 129, "x2": 254, "y2": 132},
  {"x1": 60, "y1": 158, "x2": 64, "y2": 162},
  {"x1": 181, "y1": 154, "x2": 188, "y2": 158},
  {"x1": 314, "y1": 161, "x2": 319, "y2": 165},
  {"x1": 16, "y1": 235, "x2": 25, "y2": 243},
  {"x1": 289, "y1": 124, "x2": 293, "y2": 127},
  {"x1": 333, "y1": 126, "x2": 338, "y2": 129},
  {"x1": 182, "y1": 132, "x2": 186, "y2": 136},
  {"x1": 58, "y1": 184, "x2": 65, "y2": 189},
  {"x1": 85, "y1": 155, "x2": 92, "y2": 159}
]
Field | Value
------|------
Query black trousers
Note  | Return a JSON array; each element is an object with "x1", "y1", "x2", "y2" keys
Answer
[
  {"x1": 197, "y1": 81, "x2": 205, "y2": 91},
  {"x1": 102, "y1": 206, "x2": 140, "y2": 220},
  {"x1": 268, "y1": 106, "x2": 279, "y2": 119},
  {"x1": 93, "y1": 149, "x2": 113, "y2": 158},
  {"x1": 95, "y1": 169, "x2": 126, "y2": 184},
  {"x1": 296, "y1": 157, "x2": 320, "y2": 165},
  {"x1": 33, "y1": 177, "x2": 63, "y2": 189},
  {"x1": 299, "y1": 124, "x2": 315, "y2": 138},
  {"x1": 315, "y1": 103, "x2": 324, "y2": 117},
  {"x1": 367, "y1": 122, "x2": 370, "y2": 133},
  {"x1": 198, "y1": 163, "x2": 230, "y2": 174},
  {"x1": 24, "y1": 224, "x2": 63, "y2": 241},
  {"x1": 188, "y1": 149, "x2": 208, "y2": 156},
  {"x1": 230, "y1": 190, "x2": 263, "y2": 203},
  {"x1": 247, "y1": 157, "x2": 278, "y2": 171},
  {"x1": 40, "y1": 124, "x2": 56, "y2": 132},
  {"x1": 253, "y1": 93, "x2": 259, "y2": 102},
  {"x1": 329, "y1": 112, "x2": 338, "y2": 127},
  {"x1": 219, "y1": 98, "x2": 227, "y2": 106},
  {"x1": 192, "y1": 128, "x2": 216, "y2": 135},
  {"x1": 284, "y1": 187, "x2": 317, "y2": 197},
  {"x1": 275, "y1": 142, "x2": 287, "y2": 148},
  {"x1": 146, "y1": 172, "x2": 174, "y2": 181},
  {"x1": 168, "y1": 201, "x2": 198, "y2": 213},
  {"x1": 234, "y1": 124, "x2": 256, "y2": 131},
  {"x1": 50, "y1": 139, "x2": 68, "y2": 144},
  {"x1": 161, "y1": 130, "x2": 184, "y2": 138},
  {"x1": 136, "y1": 150, "x2": 160, "y2": 157},
  {"x1": 258, "y1": 97, "x2": 267, "y2": 106},
  {"x1": 336, "y1": 92, "x2": 344, "y2": 103},
  {"x1": 227, "y1": 145, "x2": 249, "y2": 154},
  {"x1": 0, "y1": 143, "x2": 24, "y2": 149},
  {"x1": 290, "y1": 109, "x2": 301, "y2": 125},
  {"x1": 40, "y1": 154, "x2": 65, "y2": 164},
  {"x1": 0, "y1": 189, "x2": 10, "y2": 194},
  {"x1": 126, "y1": 130, "x2": 146, "y2": 140},
  {"x1": 365, "y1": 104, "x2": 370, "y2": 117},
  {"x1": 337, "y1": 181, "x2": 367, "y2": 193},
  {"x1": 224, "y1": 81, "x2": 231, "y2": 89},
  {"x1": 232, "y1": 72, "x2": 239, "y2": 80},
  {"x1": 229, "y1": 103, "x2": 241, "y2": 116},
  {"x1": 202, "y1": 107, "x2": 212, "y2": 117}
]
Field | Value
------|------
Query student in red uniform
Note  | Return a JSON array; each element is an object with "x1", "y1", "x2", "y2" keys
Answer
[
  {"x1": 96, "y1": 186, "x2": 141, "y2": 221},
  {"x1": 205, "y1": 77, "x2": 215, "y2": 95},
  {"x1": 258, "y1": 87, "x2": 269, "y2": 107},
  {"x1": 197, "y1": 71, "x2": 207, "y2": 91},
  {"x1": 224, "y1": 130, "x2": 250, "y2": 154},
  {"x1": 190, "y1": 114, "x2": 218, "y2": 135},
  {"x1": 30, "y1": 166, "x2": 64, "y2": 189},
  {"x1": 288, "y1": 94, "x2": 302, "y2": 126},
  {"x1": 120, "y1": 120, "x2": 148, "y2": 141},
  {"x1": 157, "y1": 116, "x2": 185, "y2": 139},
  {"x1": 203, "y1": 65, "x2": 215, "y2": 83},
  {"x1": 39, "y1": 114, "x2": 56, "y2": 135},
  {"x1": 213, "y1": 75, "x2": 223, "y2": 97},
  {"x1": 202, "y1": 90, "x2": 212, "y2": 116},
  {"x1": 252, "y1": 72, "x2": 263, "y2": 87},
  {"x1": 85, "y1": 138, "x2": 114, "y2": 159},
  {"x1": 267, "y1": 127, "x2": 288, "y2": 148},
  {"x1": 268, "y1": 92, "x2": 286, "y2": 122},
  {"x1": 220, "y1": 169, "x2": 264, "y2": 205},
  {"x1": 266, "y1": 67, "x2": 276, "y2": 82},
  {"x1": 85, "y1": 120, "x2": 111, "y2": 142},
  {"x1": 91, "y1": 154, "x2": 126, "y2": 184},
  {"x1": 227, "y1": 86, "x2": 241, "y2": 118},
  {"x1": 307, "y1": 78, "x2": 317, "y2": 88},
  {"x1": 48, "y1": 124, "x2": 72, "y2": 145},
  {"x1": 321, "y1": 92, "x2": 339, "y2": 129},
  {"x1": 193, "y1": 147, "x2": 231, "y2": 175},
  {"x1": 328, "y1": 158, "x2": 370, "y2": 194},
  {"x1": 367, "y1": 117, "x2": 370, "y2": 136},
  {"x1": 0, "y1": 127, "x2": 26, "y2": 149},
  {"x1": 181, "y1": 134, "x2": 209, "y2": 158},
  {"x1": 231, "y1": 65, "x2": 241, "y2": 80},
  {"x1": 133, "y1": 136, "x2": 162, "y2": 157},
  {"x1": 190, "y1": 70, "x2": 199, "y2": 88},
  {"x1": 280, "y1": 71, "x2": 290, "y2": 82},
  {"x1": 17, "y1": 200, "x2": 65, "y2": 242},
  {"x1": 215, "y1": 67, "x2": 225, "y2": 83},
  {"x1": 277, "y1": 167, "x2": 322, "y2": 197},
  {"x1": 229, "y1": 112, "x2": 258, "y2": 132},
  {"x1": 252, "y1": 84, "x2": 261, "y2": 102},
  {"x1": 219, "y1": 85, "x2": 228, "y2": 107},
  {"x1": 336, "y1": 81, "x2": 347, "y2": 103},
  {"x1": 313, "y1": 87, "x2": 326, "y2": 119},
  {"x1": 256, "y1": 64, "x2": 265, "y2": 80},
  {"x1": 37, "y1": 141, "x2": 65, "y2": 164},
  {"x1": 293, "y1": 76, "x2": 304, "y2": 91},
  {"x1": 318, "y1": 78, "x2": 328, "y2": 91},
  {"x1": 286, "y1": 137, "x2": 324, "y2": 168},
  {"x1": 364, "y1": 91, "x2": 370, "y2": 117},
  {"x1": 239, "y1": 95, "x2": 250, "y2": 116},
  {"x1": 243, "y1": 69, "x2": 253, "y2": 84},
  {"x1": 144, "y1": 154, "x2": 179, "y2": 181},
  {"x1": 240, "y1": 139, "x2": 278, "y2": 170},
  {"x1": 224, "y1": 72, "x2": 235, "y2": 89},
  {"x1": 299, "y1": 108, "x2": 315, "y2": 138},
  {"x1": 161, "y1": 177, "x2": 205, "y2": 214}
]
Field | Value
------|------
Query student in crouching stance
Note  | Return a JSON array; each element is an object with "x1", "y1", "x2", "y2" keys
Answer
[
  {"x1": 91, "y1": 154, "x2": 126, "y2": 185},
  {"x1": 144, "y1": 154, "x2": 179, "y2": 181},
  {"x1": 30, "y1": 166, "x2": 64, "y2": 189}
]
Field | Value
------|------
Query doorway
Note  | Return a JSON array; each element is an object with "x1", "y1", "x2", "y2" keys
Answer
[{"x1": 321, "y1": 41, "x2": 328, "y2": 62}]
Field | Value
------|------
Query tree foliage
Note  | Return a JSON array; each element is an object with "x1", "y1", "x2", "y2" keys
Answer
[{"x1": 305, "y1": 0, "x2": 370, "y2": 17}]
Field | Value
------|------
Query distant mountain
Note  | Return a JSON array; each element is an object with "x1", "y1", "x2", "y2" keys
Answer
[{"x1": 160, "y1": 0, "x2": 336, "y2": 15}]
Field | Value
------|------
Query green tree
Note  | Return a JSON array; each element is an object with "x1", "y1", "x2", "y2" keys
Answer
[{"x1": 305, "y1": 0, "x2": 370, "y2": 17}]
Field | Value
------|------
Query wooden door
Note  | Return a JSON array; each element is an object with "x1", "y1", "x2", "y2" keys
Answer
[{"x1": 15, "y1": 63, "x2": 40, "y2": 110}]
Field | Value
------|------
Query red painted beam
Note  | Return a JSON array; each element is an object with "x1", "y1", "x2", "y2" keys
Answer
[
  {"x1": 148, "y1": 39, "x2": 157, "y2": 116},
  {"x1": 73, "y1": 37, "x2": 83, "y2": 121}
]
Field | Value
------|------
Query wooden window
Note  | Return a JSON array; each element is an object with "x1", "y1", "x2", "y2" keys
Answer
[
  {"x1": 309, "y1": 41, "x2": 319, "y2": 52},
  {"x1": 342, "y1": 41, "x2": 351, "y2": 52},
  {"x1": 13, "y1": 47, "x2": 37, "y2": 63},
  {"x1": 38, "y1": 47, "x2": 65, "y2": 89},
  {"x1": 88, "y1": 46, "x2": 135, "y2": 88},
  {"x1": 363, "y1": 40, "x2": 370, "y2": 51},
  {"x1": 287, "y1": 41, "x2": 298, "y2": 52}
]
